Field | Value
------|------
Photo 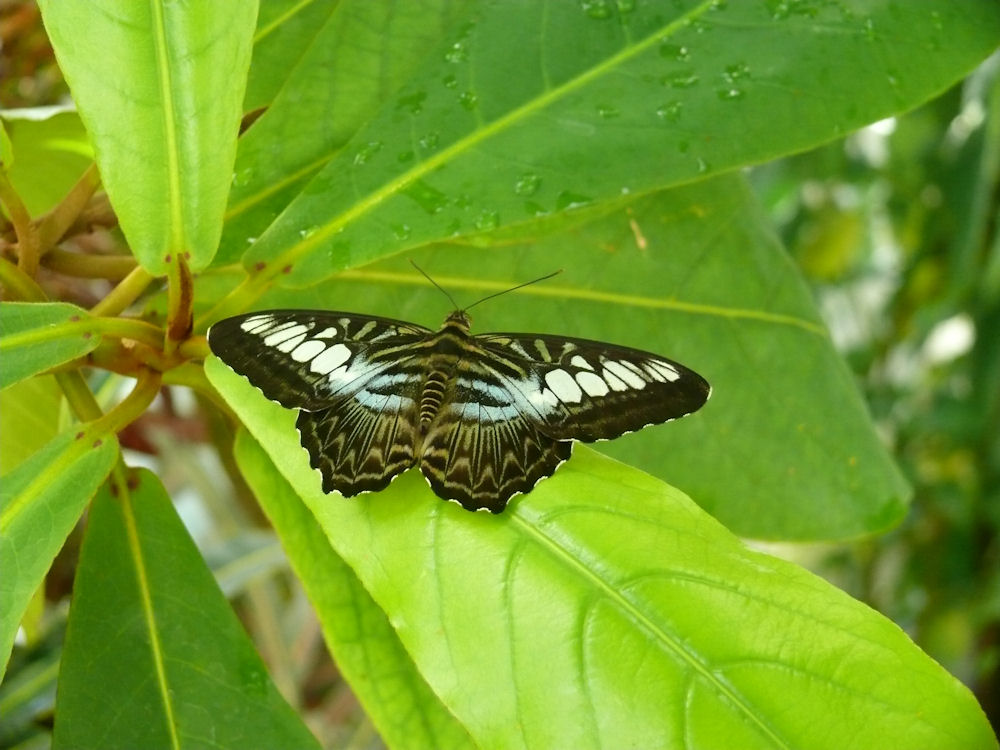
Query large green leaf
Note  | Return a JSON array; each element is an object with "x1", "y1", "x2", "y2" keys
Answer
[
  {"x1": 231, "y1": 0, "x2": 1000, "y2": 290},
  {"x1": 53, "y1": 469, "x2": 319, "y2": 750},
  {"x1": 0, "y1": 375, "x2": 61, "y2": 473},
  {"x1": 222, "y1": 0, "x2": 475, "y2": 267},
  {"x1": 235, "y1": 430, "x2": 475, "y2": 750},
  {"x1": 37, "y1": 0, "x2": 257, "y2": 274},
  {"x1": 206, "y1": 357, "x2": 996, "y2": 750},
  {"x1": 0, "y1": 302, "x2": 100, "y2": 390},
  {"x1": 254, "y1": 175, "x2": 909, "y2": 541},
  {"x1": 0, "y1": 428, "x2": 117, "y2": 676}
]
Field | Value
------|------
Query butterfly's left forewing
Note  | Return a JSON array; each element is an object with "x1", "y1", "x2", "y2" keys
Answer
[{"x1": 208, "y1": 310, "x2": 431, "y2": 410}]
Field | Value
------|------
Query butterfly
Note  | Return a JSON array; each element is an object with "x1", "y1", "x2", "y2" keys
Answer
[{"x1": 208, "y1": 279, "x2": 710, "y2": 513}]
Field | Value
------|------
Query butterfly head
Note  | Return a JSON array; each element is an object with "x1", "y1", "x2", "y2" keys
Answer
[{"x1": 444, "y1": 309, "x2": 472, "y2": 333}]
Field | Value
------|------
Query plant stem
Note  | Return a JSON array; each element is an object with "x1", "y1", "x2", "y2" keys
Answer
[
  {"x1": 90, "y1": 265, "x2": 154, "y2": 317},
  {"x1": 54, "y1": 371, "x2": 104, "y2": 422},
  {"x1": 45, "y1": 248, "x2": 137, "y2": 280},
  {"x1": 0, "y1": 256, "x2": 47, "y2": 301},
  {"x1": 37, "y1": 163, "x2": 102, "y2": 248},
  {"x1": 0, "y1": 170, "x2": 40, "y2": 277}
]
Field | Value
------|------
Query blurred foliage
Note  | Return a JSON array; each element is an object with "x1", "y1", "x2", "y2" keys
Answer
[{"x1": 751, "y1": 52, "x2": 1000, "y2": 727}]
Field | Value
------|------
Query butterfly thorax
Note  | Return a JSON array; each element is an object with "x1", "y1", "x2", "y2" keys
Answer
[{"x1": 418, "y1": 310, "x2": 474, "y2": 429}]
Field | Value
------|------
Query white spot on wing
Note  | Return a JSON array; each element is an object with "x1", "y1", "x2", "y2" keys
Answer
[
  {"x1": 240, "y1": 314, "x2": 274, "y2": 333},
  {"x1": 603, "y1": 360, "x2": 645, "y2": 389},
  {"x1": 277, "y1": 333, "x2": 308, "y2": 352},
  {"x1": 570, "y1": 355, "x2": 594, "y2": 371},
  {"x1": 576, "y1": 371, "x2": 609, "y2": 397},
  {"x1": 645, "y1": 360, "x2": 680, "y2": 382},
  {"x1": 528, "y1": 387, "x2": 559, "y2": 411},
  {"x1": 291, "y1": 339, "x2": 326, "y2": 362},
  {"x1": 264, "y1": 324, "x2": 309, "y2": 347},
  {"x1": 310, "y1": 343, "x2": 352, "y2": 374},
  {"x1": 603, "y1": 370, "x2": 628, "y2": 391},
  {"x1": 313, "y1": 326, "x2": 339, "y2": 339},
  {"x1": 544, "y1": 369, "x2": 583, "y2": 403}
]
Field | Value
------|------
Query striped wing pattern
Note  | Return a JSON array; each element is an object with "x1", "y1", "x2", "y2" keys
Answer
[{"x1": 208, "y1": 309, "x2": 710, "y2": 512}]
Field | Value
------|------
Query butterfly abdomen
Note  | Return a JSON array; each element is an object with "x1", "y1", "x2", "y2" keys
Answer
[{"x1": 420, "y1": 367, "x2": 449, "y2": 428}]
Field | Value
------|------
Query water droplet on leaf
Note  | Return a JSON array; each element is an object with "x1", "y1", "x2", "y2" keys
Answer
[{"x1": 514, "y1": 173, "x2": 542, "y2": 196}]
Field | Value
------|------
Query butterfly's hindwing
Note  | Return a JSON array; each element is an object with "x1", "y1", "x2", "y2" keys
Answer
[
  {"x1": 420, "y1": 356, "x2": 573, "y2": 513},
  {"x1": 296, "y1": 382, "x2": 421, "y2": 496},
  {"x1": 476, "y1": 333, "x2": 711, "y2": 442}
]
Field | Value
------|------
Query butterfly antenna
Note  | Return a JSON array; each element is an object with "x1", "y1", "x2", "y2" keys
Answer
[
  {"x1": 465, "y1": 269, "x2": 562, "y2": 312},
  {"x1": 410, "y1": 260, "x2": 460, "y2": 310}
]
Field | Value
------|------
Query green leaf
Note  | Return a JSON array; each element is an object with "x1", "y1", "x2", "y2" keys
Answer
[
  {"x1": 235, "y1": 430, "x2": 476, "y2": 750},
  {"x1": 256, "y1": 175, "x2": 909, "y2": 540},
  {"x1": 0, "y1": 303, "x2": 99, "y2": 390},
  {"x1": 0, "y1": 108, "x2": 93, "y2": 215},
  {"x1": 237, "y1": 0, "x2": 1000, "y2": 287},
  {"x1": 0, "y1": 375, "x2": 62, "y2": 473},
  {"x1": 53, "y1": 469, "x2": 319, "y2": 750},
  {"x1": 222, "y1": 0, "x2": 475, "y2": 266},
  {"x1": 36, "y1": 0, "x2": 257, "y2": 274},
  {"x1": 0, "y1": 428, "x2": 117, "y2": 676},
  {"x1": 242, "y1": 0, "x2": 341, "y2": 113},
  {"x1": 207, "y1": 357, "x2": 997, "y2": 750}
]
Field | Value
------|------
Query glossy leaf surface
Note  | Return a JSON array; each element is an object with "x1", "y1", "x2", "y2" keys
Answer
[
  {"x1": 53, "y1": 469, "x2": 319, "y2": 750},
  {"x1": 37, "y1": 0, "x2": 256, "y2": 273}
]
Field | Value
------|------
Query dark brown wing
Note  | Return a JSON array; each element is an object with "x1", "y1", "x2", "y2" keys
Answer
[{"x1": 208, "y1": 310, "x2": 430, "y2": 410}]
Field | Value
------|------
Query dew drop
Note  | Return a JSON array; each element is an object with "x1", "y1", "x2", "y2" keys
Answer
[
  {"x1": 444, "y1": 41, "x2": 468, "y2": 64},
  {"x1": 458, "y1": 91, "x2": 478, "y2": 110},
  {"x1": 581, "y1": 0, "x2": 614, "y2": 20},
  {"x1": 354, "y1": 141, "x2": 383, "y2": 165},
  {"x1": 596, "y1": 104, "x2": 620, "y2": 119},
  {"x1": 616, "y1": 0, "x2": 635, "y2": 12},
  {"x1": 475, "y1": 210, "x2": 500, "y2": 231},
  {"x1": 397, "y1": 150, "x2": 415, "y2": 163},
  {"x1": 863, "y1": 17, "x2": 878, "y2": 41},
  {"x1": 402, "y1": 180, "x2": 449, "y2": 214},
  {"x1": 418, "y1": 132, "x2": 440, "y2": 151},
  {"x1": 723, "y1": 62, "x2": 750, "y2": 82},
  {"x1": 514, "y1": 173, "x2": 542, "y2": 196},
  {"x1": 656, "y1": 101, "x2": 683, "y2": 122},
  {"x1": 658, "y1": 43, "x2": 690, "y2": 61},
  {"x1": 555, "y1": 190, "x2": 593, "y2": 211},
  {"x1": 442, "y1": 74, "x2": 458, "y2": 89},
  {"x1": 232, "y1": 168, "x2": 254, "y2": 187},
  {"x1": 391, "y1": 223, "x2": 412, "y2": 240},
  {"x1": 716, "y1": 87, "x2": 744, "y2": 101},
  {"x1": 396, "y1": 91, "x2": 426, "y2": 115},
  {"x1": 663, "y1": 72, "x2": 699, "y2": 89},
  {"x1": 298, "y1": 226, "x2": 318, "y2": 239}
]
